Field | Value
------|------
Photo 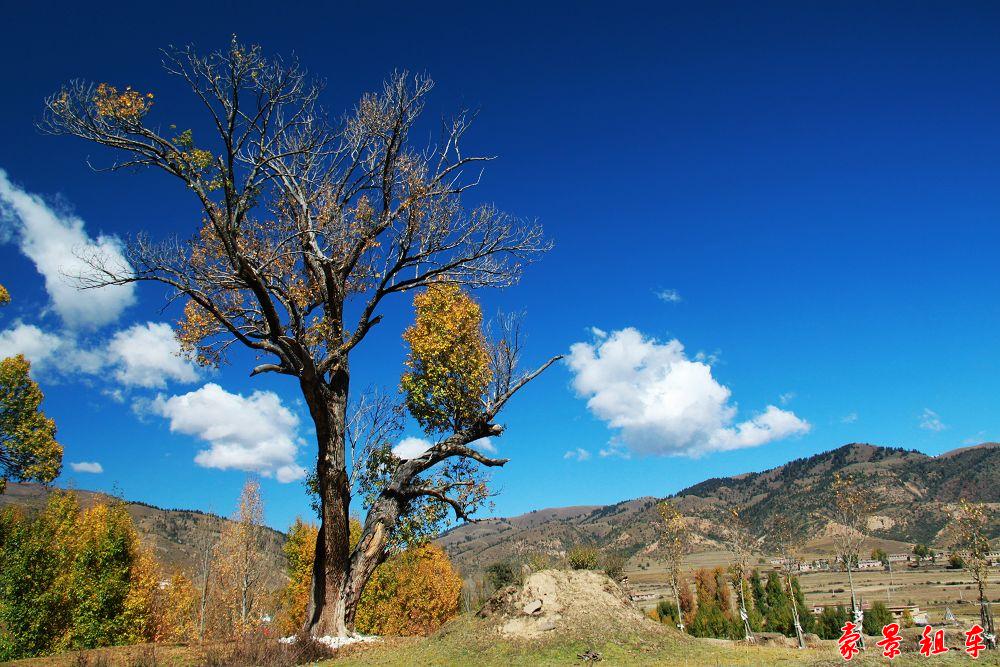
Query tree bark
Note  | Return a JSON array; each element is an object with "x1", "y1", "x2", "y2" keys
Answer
[
  {"x1": 979, "y1": 580, "x2": 997, "y2": 650},
  {"x1": 302, "y1": 368, "x2": 354, "y2": 637},
  {"x1": 845, "y1": 560, "x2": 865, "y2": 649},
  {"x1": 672, "y1": 572, "x2": 685, "y2": 631},
  {"x1": 786, "y1": 573, "x2": 805, "y2": 649}
]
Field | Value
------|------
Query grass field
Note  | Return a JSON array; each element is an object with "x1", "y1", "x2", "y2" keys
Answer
[
  {"x1": 327, "y1": 616, "x2": 1000, "y2": 666},
  {"x1": 8, "y1": 617, "x2": 1000, "y2": 666}
]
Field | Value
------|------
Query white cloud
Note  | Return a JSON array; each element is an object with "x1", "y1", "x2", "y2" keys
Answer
[
  {"x1": 471, "y1": 437, "x2": 497, "y2": 454},
  {"x1": 0, "y1": 168, "x2": 135, "y2": 329},
  {"x1": 393, "y1": 436, "x2": 432, "y2": 460},
  {"x1": 841, "y1": 412, "x2": 859, "y2": 424},
  {"x1": 107, "y1": 322, "x2": 200, "y2": 388},
  {"x1": 0, "y1": 319, "x2": 198, "y2": 389},
  {"x1": 563, "y1": 448, "x2": 591, "y2": 461},
  {"x1": 779, "y1": 392, "x2": 796, "y2": 406},
  {"x1": 919, "y1": 408, "x2": 946, "y2": 432},
  {"x1": 0, "y1": 321, "x2": 105, "y2": 375},
  {"x1": 598, "y1": 443, "x2": 630, "y2": 459},
  {"x1": 655, "y1": 289, "x2": 682, "y2": 303},
  {"x1": 566, "y1": 327, "x2": 810, "y2": 457},
  {"x1": 150, "y1": 383, "x2": 306, "y2": 481},
  {"x1": 69, "y1": 461, "x2": 103, "y2": 474}
]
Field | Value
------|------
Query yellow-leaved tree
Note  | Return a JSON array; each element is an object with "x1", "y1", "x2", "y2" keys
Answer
[
  {"x1": 0, "y1": 282, "x2": 62, "y2": 494},
  {"x1": 212, "y1": 478, "x2": 268, "y2": 637},
  {"x1": 401, "y1": 283, "x2": 493, "y2": 433},
  {"x1": 354, "y1": 542, "x2": 462, "y2": 637},
  {"x1": 153, "y1": 572, "x2": 200, "y2": 643}
]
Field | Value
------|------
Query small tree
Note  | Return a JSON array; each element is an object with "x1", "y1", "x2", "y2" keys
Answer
[
  {"x1": 872, "y1": 547, "x2": 894, "y2": 602},
  {"x1": 952, "y1": 500, "x2": 996, "y2": 649},
  {"x1": 354, "y1": 542, "x2": 462, "y2": 636},
  {"x1": 766, "y1": 516, "x2": 807, "y2": 648},
  {"x1": 657, "y1": 500, "x2": 691, "y2": 632},
  {"x1": 153, "y1": 573, "x2": 199, "y2": 643},
  {"x1": 485, "y1": 561, "x2": 520, "y2": 590},
  {"x1": 827, "y1": 473, "x2": 876, "y2": 649},
  {"x1": 0, "y1": 284, "x2": 62, "y2": 493},
  {"x1": 277, "y1": 518, "x2": 320, "y2": 635},
  {"x1": 602, "y1": 552, "x2": 626, "y2": 581},
  {"x1": 912, "y1": 543, "x2": 931, "y2": 568},
  {"x1": 722, "y1": 506, "x2": 757, "y2": 643},
  {"x1": 862, "y1": 601, "x2": 893, "y2": 636},
  {"x1": 214, "y1": 478, "x2": 267, "y2": 635}
]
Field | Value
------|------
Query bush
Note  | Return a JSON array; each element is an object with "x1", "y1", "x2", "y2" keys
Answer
[
  {"x1": 485, "y1": 561, "x2": 520, "y2": 590},
  {"x1": 816, "y1": 605, "x2": 849, "y2": 640},
  {"x1": 948, "y1": 554, "x2": 965, "y2": 569},
  {"x1": 862, "y1": 601, "x2": 893, "y2": 635},
  {"x1": 355, "y1": 542, "x2": 462, "y2": 636},
  {"x1": 602, "y1": 553, "x2": 626, "y2": 580},
  {"x1": 567, "y1": 545, "x2": 599, "y2": 570}
]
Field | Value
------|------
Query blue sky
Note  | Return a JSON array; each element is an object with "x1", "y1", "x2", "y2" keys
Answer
[{"x1": 2, "y1": 1, "x2": 1000, "y2": 531}]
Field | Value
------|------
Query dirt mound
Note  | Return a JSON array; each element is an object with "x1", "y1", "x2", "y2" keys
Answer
[{"x1": 477, "y1": 569, "x2": 662, "y2": 639}]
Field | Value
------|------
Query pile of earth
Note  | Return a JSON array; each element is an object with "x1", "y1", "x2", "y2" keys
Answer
[{"x1": 477, "y1": 569, "x2": 666, "y2": 640}]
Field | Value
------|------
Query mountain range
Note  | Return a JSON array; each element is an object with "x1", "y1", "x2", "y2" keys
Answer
[
  {"x1": 2, "y1": 442, "x2": 996, "y2": 580},
  {"x1": 438, "y1": 442, "x2": 1000, "y2": 573}
]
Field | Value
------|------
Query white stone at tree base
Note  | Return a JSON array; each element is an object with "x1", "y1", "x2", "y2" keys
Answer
[{"x1": 278, "y1": 634, "x2": 379, "y2": 649}]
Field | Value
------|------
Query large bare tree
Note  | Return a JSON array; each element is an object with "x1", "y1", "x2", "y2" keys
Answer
[{"x1": 41, "y1": 39, "x2": 558, "y2": 636}]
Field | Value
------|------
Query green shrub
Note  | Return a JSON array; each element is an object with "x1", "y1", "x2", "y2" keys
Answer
[
  {"x1": 567, "y1": 545, "x2": 599, "y2": 570},
  {"x1": 862, "y1": 601, "x2": 893, "y2": 636},
  {"x1": 485, "y1": 561, "x2": 520, "y2": 590},
  {"x1": 816, "y1": 605, "x2": 849, "y2": 640}
]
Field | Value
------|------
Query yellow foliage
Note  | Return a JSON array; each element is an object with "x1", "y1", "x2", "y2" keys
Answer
[
  {"x1": 211, "y1": 479, "x2": 268, "y2": 636},
  {"x1": 276, "y1": 517, "x2": 319, "y2": 635},
  {"x1": 355, "y1": 542, "x2": 462, "y2": 636},
  {"x1": 93, "y1": 83, "x2": 153, "y2": 120},
  {"x1": 153, "y1": 572, "x2": 199, "y2": 643},
  {"x1": 0, "y1": 282, "x2": 9, "y2": 306},
  {"x1": 401, "y1": 283, "x2": 492, "y2": 433},
  {"x1": 0, "y1": 354, "x2": 62, "y2": 493}
]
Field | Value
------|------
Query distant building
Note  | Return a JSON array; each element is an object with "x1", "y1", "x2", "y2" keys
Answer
[{"x1": 856, "y1": 559, "x2": 882, "y2": 570}]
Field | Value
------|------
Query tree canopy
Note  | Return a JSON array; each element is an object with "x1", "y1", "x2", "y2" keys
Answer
[{"x1": 0, "y1": 283, "x2": 62, "y2": 493}]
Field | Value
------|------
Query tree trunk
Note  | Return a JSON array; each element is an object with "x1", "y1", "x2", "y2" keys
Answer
[
  {"x1": 786, "y1": 573, "x2": 805, "y2": 649},
  {"x1": 300, "y1": 365, "x2": 403, "y2": 637},
  {"x1": 845, "y1": 560, "x2": 865, "y2": 650},
  {"x1": 198, "y1": 532, "x2": 211, "y2": 641},
  {"x1": 737, "y1": 576, "x2": 754, "y2": 643},
  {"x1": 979, "y1": 580, "x2": 997, "y2": 650},
  {"x1": 672, "y1": 572, "x2": 685, "y2": 632},
  {"x1": 302, "y1": 369, "x2": 354, "y2": 637}
]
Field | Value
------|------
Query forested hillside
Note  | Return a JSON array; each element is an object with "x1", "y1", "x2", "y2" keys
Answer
[{"x1": 439, "y1": 442, "x2": 1000, "y2": 573}]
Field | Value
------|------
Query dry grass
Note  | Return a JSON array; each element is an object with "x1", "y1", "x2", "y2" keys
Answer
[
  {"x1": 7, "y1": 634, "x2": 335, "y2": 667},
  {"x1": 327, "y1": 614, "x2": 1000, "y2": 666}
]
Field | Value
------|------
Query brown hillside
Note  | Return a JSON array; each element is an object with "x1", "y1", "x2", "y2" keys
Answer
[
  {"x1": 0, "y1": 483, "x2": 288, "y2": 587},
  {"x1": 439, "y1": 442, "x2": 1000, "y2": 574}
]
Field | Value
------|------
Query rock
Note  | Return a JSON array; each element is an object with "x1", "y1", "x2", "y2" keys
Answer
[
  {"x1": 536, "y1": 618, "x2": 557, "y2": 631},
  {"x1": 523, "y1": 599, "x2": 543, "y2": 615}
]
